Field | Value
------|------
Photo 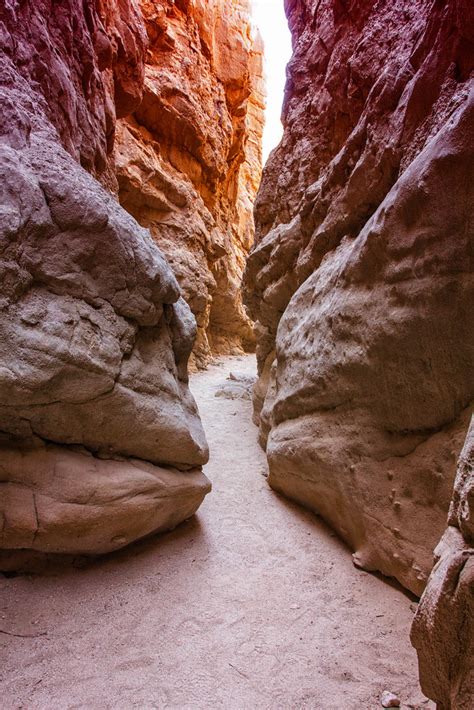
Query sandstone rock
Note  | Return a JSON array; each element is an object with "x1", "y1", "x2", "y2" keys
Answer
[
  {"x1": 411, "y1": 419, "x2": 474, "y2": 710},
  {"x1": 115, "y1": 0, "x2": 265, "y2": 368},
  {"x1": 0, "y1": 0, "x2": 210, "y2": 564},
  {"x1": 0, "y1": 442, "x2": 211, "y2": 559},
  {"x1": 243, "y1": 0, "x2": 474, "y2": 594}
]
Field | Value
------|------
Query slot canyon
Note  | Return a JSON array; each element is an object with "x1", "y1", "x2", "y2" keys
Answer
[{"x1": 0, "y1": 0, "x2": 472, "y2": 708}]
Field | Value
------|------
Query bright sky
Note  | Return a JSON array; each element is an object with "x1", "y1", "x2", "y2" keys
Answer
[{"x1": 251, "y1": 0, "x2": 292, "y2": 164}]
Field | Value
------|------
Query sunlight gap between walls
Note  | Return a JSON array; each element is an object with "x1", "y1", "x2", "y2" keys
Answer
[{"x1": 251, "y1": 0, "x2": 293, "y2": 164}]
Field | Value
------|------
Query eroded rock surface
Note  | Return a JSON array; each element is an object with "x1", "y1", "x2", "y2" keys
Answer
[
  {"x1": 0, "y1": 0, "x2": 210, "y2": 564},
  {"x1": 116, "y1": 0, "x2": 265, "y2": 368},
  {"x1": 411, "y1": 419, "x2": 474, "y2": 709},
  {"x1": 244, "y1": 0, "x2": 474, "y2": 594}
]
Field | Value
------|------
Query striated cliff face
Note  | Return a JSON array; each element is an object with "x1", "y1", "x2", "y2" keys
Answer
[
  {"x1": 115, "y1": 0, "x2": 265, "y2": 368},
  {"x1": 0, "y1": 0, "x2": 211, "y2": 566},
  {"x1": 244, "y1": 0, "x2": 474, "y2": 596},
  {"x1": 0, "y1": 0, "x2": 147, "y2": 191}
]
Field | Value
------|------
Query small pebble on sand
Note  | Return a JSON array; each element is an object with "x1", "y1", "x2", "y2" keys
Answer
[{"x1": 381, "y1": 690, "x2": 401, "y2": 707}]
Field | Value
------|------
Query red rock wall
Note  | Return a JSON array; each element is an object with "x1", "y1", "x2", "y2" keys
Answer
[
  {"x1": 244, "y1": 0, "x2": 474, "y2": 595},
  {"x1": 0, "y1": 0, "x2": 146, "y2": 189},
  {"x1": 115, "y1": 0, "x2": 265, "y2": 367}
]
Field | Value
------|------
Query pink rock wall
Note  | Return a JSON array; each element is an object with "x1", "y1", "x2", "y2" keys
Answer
[{"x1": 244, "y1": 0, "x2": 474, "y2": 595}]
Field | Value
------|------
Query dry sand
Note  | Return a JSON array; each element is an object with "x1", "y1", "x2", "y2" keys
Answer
[{"x1": 0, "y1": 356, "x2": 433, "y2": 709}]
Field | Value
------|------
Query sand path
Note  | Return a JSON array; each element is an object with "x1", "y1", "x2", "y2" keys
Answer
[{"x1": 0, "y1": 355, "x2": 432, "y2": 709}]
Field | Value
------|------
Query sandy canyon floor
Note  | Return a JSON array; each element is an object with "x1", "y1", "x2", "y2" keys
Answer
[{"x1": 0, "y1": 356, "x2": 433, "y2": 709}]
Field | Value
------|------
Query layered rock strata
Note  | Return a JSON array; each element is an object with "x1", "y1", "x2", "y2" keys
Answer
[
  {"x1": 0, "y1": 0, "x2": 210, "y2": 565},
  {"x1": 115, "y1": 0, "x2": 265, "y2": 368},
  {"x1": 244, "y1": 0, "x2": 474, "y2": 595},
  {"x1": 411, "y1": 418, "x2": 474, "y2": 709}
]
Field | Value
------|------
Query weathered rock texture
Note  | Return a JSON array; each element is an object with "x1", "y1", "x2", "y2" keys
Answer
[
  {"x1": 115, "y1": 0, "x2": 265, "y2": 368},
  {"x1": 411, "y1": 418, "x2": 474, "y2": 709},
  {"x1": 244, "y1": 0, "x2": 474, "y2": 595},
  {"x1": 0, "y1": 0, "x2": 210, "y2": 565}
]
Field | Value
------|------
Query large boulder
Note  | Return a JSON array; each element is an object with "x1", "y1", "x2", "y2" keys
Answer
[
  {"x1": 0, "y1": 0, "x2": 210, "y2": 566},
  {"x1": 1, "y1": 444, "x2": 210, "y2": 561}
]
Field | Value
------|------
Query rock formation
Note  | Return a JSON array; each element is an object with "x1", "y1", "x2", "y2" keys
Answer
[
  {"x1": 244, "y1": 0, "x2": 474, "y2": 595},
  {"x1": 115, "y1": 0, "x2": 265, "y2": 368},
  {"x1": 411, "y1": 417, "x2": 474, "y2": 709},
  {"x1": 0, "y1": 0, "x2": 211, "y2": 566}
]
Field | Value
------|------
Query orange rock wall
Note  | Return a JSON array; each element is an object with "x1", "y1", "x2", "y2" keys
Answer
[{"x1": 115, "y1": 0, "x2": 264, "y2": 367}]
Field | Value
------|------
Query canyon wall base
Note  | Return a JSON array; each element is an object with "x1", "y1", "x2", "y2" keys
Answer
[{"x1": 411, "y1": 419, "x2": 474, "y2": 709}]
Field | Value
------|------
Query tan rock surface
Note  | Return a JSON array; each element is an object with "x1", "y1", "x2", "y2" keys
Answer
[
  {"x1": 0, "y1": 443, "x2": 210, "y2": 565},
  {"x1": 115, "y1": 0, "x2": 265, "y2": 368},
  {"x1": 0, "y1": 0, "x2": 210, "y2": 563},
  {"x1": 411, "y1": 418, "x2": 474, "y2": 709},
  {"x1": 243, "y1": 0, "x2": 474, "y2": 595}
]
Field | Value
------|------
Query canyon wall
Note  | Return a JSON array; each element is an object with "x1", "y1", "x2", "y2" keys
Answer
[
  {"x1": 244, "y1": 0, "x2": 474, "y2": 596},
  {"x1": 0, "y1": 0, "x2": 212, "y2": 567},
  {"x1": 115, "y1": 0, "x2": 265, "y2": 368},
  {"x1": 411, "y1": 417, "x2": 474, "y2": 709}
]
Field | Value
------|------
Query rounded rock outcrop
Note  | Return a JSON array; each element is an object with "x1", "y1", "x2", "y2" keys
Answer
[{"x1": 0, "y1": 0, "x2": 212, "y2": 565}]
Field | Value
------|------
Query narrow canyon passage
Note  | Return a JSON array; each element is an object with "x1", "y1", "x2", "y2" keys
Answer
[
  {"x1": 1, "y1": 356, "x2": 432, "y2": 710},
  {"x1": 1, "y1": 0, "x2": 472, "y2": 707}
]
